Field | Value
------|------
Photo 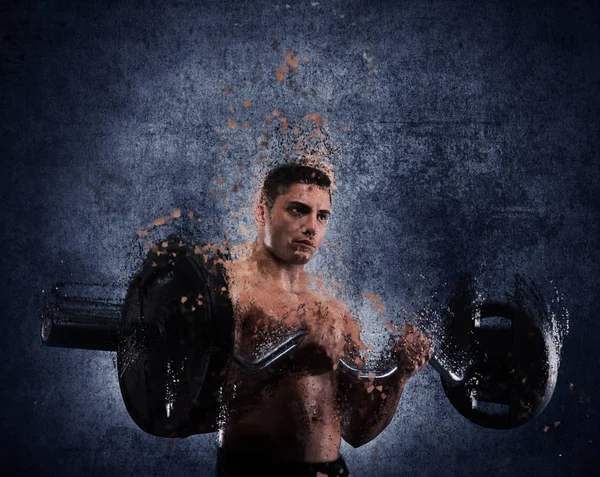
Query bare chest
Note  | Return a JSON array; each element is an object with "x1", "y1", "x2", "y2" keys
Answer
[{"x1": 228, "y1": 276, "x2": 344, "y2": 360}]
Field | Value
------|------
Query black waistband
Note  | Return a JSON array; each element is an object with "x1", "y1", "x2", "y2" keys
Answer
[{"x1": 215, "y1": 447, "x2": 350, "y2": 477}]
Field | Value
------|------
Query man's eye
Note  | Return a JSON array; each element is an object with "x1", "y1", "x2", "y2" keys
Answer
[{"x1": 318, "y1": 214, "x2": 329, "y2": 222}]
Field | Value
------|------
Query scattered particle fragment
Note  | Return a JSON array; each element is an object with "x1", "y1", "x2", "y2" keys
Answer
[
  {"x1": 284, "y1": 50, "x2": 299, "y2": 71},
  {"x1": 181, "y1": 296, "x2": 188, "y2": 304},
  {"x1": 243, "y1": 99, "x2": 251, "y2": 108},
  {"x1": 194, "y1": 245, "x2": 202, "y2": 255},
  {"x1": 242, "y1": 123, "x2": 249, "y2": 129},
  {"x1": 226, "y1": 119, "x2": 237, "y2": 129},
  {"x1": 569, "y1": 383, "x2": 574, "y2": 391},
  {"x1": 153, "y1": 217, "x2": 166, "y2": 227},
  {"x1": 188, "y1": 210, "x2": 194, "y2": 219},
  {"x1": 375, "y1": 385, "x2": 383, "y2": 392},
  {"x1": 137, "y1": 230, "x2": 148, "y2": 238},
  {"x1": 228, "y1": 105, "x2": 234, "y2": 113},
  {"x1": 543, "y1": 425, "x2": 549, "y2": 432},
  {"x1": 171, "y1": 209, "x2": 181, "y2": 218},
  {"x1": 272, "y1": 109, "x2": 280, "y2": 117},
  {"x1": 553, "y1": 421, "x2": 561, "y2": 427},
  {"x1": 277, "y1": 64, "x2": 288, "y2": 83}
]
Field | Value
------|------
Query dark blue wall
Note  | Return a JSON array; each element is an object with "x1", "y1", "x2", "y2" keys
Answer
[{"x1": 2, "y1": 0, "x2": 599, "y2": 475}]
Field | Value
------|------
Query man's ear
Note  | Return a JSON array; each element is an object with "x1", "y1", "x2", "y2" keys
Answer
[{"x1": 254, "y1": 202, "x2": 267, "y2": 226}]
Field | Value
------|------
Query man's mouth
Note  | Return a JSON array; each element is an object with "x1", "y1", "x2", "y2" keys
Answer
[{"x1": 295, "y1": 239, "x2": 315, "y2": 249}]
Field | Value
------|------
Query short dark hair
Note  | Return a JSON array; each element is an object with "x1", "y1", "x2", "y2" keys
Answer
[{"x1": 260, "y1": 164, "x2": 332, "y2": 210}]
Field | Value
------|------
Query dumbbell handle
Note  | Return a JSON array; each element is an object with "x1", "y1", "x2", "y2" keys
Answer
[{"x1": 231, "y1": 330, "x2": 463, "y2": 384}]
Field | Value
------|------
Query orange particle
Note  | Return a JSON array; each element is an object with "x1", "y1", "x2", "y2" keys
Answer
[
  {"x1": 243, "y1": 99, "x2": 251, "y2": 108},
  {"x1": 284, "y1": 50, "x2": 299, "y2": 71},
  {"x1": 232, "y1": 184, "x2": 239, "y2": 193},
  {"x1": 153, "y1": 217, "x2": 166, "y2": 227},
  {"x1": 217, "y1": 177, "x2": 226, "y2": 184},
  {"x1": 171, "y1": 209, "x2": 181, "y2": 218},
  {"x1": 228, "y1": 105, "x2": 234, "y2": 113},
  {"x1": 226, "y1": 119, "x2": 237, "y2": 129},
  {"x1": 181, "y1": 296, "x2": 188, "y2": 304},
  {"x1": 194, "y1": 245, "x2": 202, "y2": 255},
  {"x1": 266, "y1": 115, "x2": 272, "y2": 124},
  {"x1": 276, "y1": 64, "x2": 288, "y2": 83},
  {"x1": 242, "y1": 123, "x2": 249, "y2": 129},
  {"x1": 303, "y1": 56, "x2": 309, "y2": 63},
  {"x1": 272, "y1": 109, "x2": 280, "y2": 117},
  {"x1": 136, "y1": 230, "x2": 148, "y2": 238},
  {"x1": 188, "y1": 210, "x2": 194, "y2": 219},
  {"x1": 209, "y1": 189, "x2": 215, "y2": 195},
  {"x1": 302, "y1": 112, "x2": 327, "y2": 126}
]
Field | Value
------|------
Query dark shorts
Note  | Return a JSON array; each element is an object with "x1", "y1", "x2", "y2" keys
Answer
[{"x1": 215, "y1": 447, "x2": 350, "y2": 477}]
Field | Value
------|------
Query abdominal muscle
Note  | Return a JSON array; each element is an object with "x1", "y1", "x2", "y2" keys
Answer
[{"x1": 220, "y1": 368, "x2": 343, "y2": 462}]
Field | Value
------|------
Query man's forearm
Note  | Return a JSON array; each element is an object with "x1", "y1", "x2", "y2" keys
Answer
[{"x1": 338, "y1": 370, "x2": 409, "y2": 448}]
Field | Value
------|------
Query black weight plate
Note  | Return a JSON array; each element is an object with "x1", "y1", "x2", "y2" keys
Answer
[
  {"x1": 117, "y1": 235, "x2": 234, "y2": 438},
  {"x1": 441, "y1": 302, "x2": 557, "y2": 429}
]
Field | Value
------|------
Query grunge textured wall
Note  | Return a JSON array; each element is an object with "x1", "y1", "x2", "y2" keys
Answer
[{"x1": 2, "y1": 0, "x2": 599, "y2": 476}]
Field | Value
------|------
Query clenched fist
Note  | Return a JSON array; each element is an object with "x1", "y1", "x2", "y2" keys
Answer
[{"x1": 392, "y1": 323, "x2": 433, "y2": 379}]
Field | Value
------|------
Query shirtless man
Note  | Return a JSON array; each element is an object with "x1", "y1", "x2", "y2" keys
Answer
[{"x1": 218, "y1": 164, "x2": 432, "y2": 477}]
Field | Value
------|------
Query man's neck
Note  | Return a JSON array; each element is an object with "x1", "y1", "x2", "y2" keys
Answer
[{"x1": 250, "y1": 241, "x2": 307, "y2": 293}]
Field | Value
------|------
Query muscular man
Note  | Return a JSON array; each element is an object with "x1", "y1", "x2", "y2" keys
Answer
[{"x1": 218, "y1": 164, "x2": 432, "y2": 477}]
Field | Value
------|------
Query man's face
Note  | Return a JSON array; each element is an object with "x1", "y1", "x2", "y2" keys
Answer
[{"x1": 260, "y1": 183, "x2": 331, "y2": 265}]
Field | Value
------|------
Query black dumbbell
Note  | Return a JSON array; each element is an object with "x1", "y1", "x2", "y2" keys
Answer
[{"x1": 40, "y1": 235, "x2": 557, "y2": 436}]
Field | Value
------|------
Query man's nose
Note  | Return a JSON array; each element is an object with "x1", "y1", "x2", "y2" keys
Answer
[{"x1": 302, "y1": 214, "x2": 319, "y2": 236}]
